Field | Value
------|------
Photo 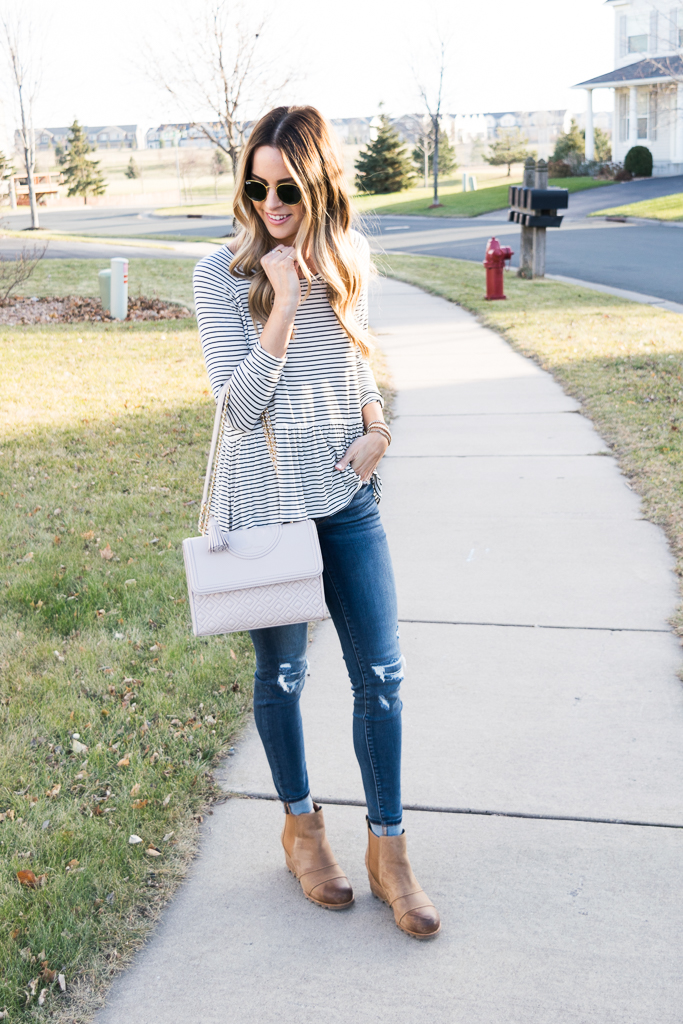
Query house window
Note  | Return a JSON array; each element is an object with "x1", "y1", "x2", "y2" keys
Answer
[
  {"x1": 637, "y1": 90, "x2": 649, "y2": 138},
  {"x1": 628, "y1": 12, "x2": 649, "y2": 51},
  {"x1": 618, "y1": 92, "x2": 629, "y2": 141}
]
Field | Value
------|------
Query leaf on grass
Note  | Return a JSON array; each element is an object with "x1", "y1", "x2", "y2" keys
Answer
[
  {"x1": 66, "y1": 859, "x2": 79, "y2": 871},
  {"x1": 41, "y1": 966, "x2": 56, "y2": 984},
  {"x1": 145, "y1": 846, "x2": 161, "y2": 857},
  {"x1": 46, "y1": 784, "x2": 61, "y2": 798},
  {"x1": 53, "y1": 650, "x2": 65, "y2": 662},
  {"x1": 17, "y1": 870, "x2": 43, "y2": 888},
  {"x1": 229, "y1": 648, "x2": 236, "y2": 660},
  {"x1": 38, "y1": 987, "x2": 48, "y2": 1005},
  {"x1": 131, "y1": 799, "x2": 148, "y2": 810},
  {"x1": 19, "y1": 946, "x2": 32, "y2": 960},
  {"x1": 100, "y1": 543, "x2": 115, "y2": 561},
  {"x1": 124, "y1": 578, "x2": 136, "y2": 586},
  {"x1": 161, "y1": 794, "x2": 171, "y2": 807},
  {"x1": 130, "y1": 783, "x2": 141, "y2": 797},
  {"x1": 72, "y1": 739, "x2": 88, "y2": 754},
  {"x1": 117, "y1": 756, "x2": 130, "y2": 767},
  {"x1": 149, "y1": 752, "x2": 160, "y2": 764},
  {"x1": 128, "y1": 834, "x2": 143, "y2": 844},
  {"x1": 58, "y1": 974, "x2": 66, "y2": 992},
  {"x1": 162, "y1": 831, "x2": 174, "y2": 842},
  {"x1": 81, "y1": 530, "x2": 95, "y2": 541}
]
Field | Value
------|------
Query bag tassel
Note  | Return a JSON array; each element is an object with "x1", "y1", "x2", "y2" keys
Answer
[{"x1": 207, "y1": 516, "x2": 230, "y2": 553}]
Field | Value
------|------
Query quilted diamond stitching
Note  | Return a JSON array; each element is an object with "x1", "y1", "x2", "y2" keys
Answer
[{"x1": 190, "y1": 576, "x2": 325, "y2": 636}]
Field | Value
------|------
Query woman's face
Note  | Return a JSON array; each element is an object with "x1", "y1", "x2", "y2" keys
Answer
[{"x1": 249, "y1": 146, "x2": 306, "y2": 245}]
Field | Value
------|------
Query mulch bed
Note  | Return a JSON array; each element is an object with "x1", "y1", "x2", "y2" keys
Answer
[{"x1": 0, "y1": 295, "x2": 193, "y2": 325}]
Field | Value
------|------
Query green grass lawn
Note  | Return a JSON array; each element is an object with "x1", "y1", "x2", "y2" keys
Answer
[
  {"x1": 377, "y1": 253, "x2": 683, "y2": 632},
  {"x1": 23, "y1": 259, "x2": 198, "y2": 310},
  {"x1": 591, "y1": 192, "x2": 683, "y2": 222},
  {"x1": 352, "y1": 176, "x2": 611, "y2": 218},
  {"x1": 0, "y1": 317, "x2": 260, "y2": 1021}
]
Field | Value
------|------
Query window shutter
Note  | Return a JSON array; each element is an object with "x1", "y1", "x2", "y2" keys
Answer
[
  {"x1": 619, "y1": 14, "x2": 628, "y2": 56},
  {"x1": 649, "y1": 90, "x2": 658, "y2": 141},
  {"x1": 649, "y1": 10, "x2": 659, "y2": 51}
]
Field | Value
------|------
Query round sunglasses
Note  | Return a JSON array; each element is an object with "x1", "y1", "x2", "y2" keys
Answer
[{"x1": 244, "y1": 179, "x2": 302, "y2": 206}]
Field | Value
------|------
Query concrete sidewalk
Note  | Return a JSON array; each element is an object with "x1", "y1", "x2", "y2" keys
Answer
[{"x1": 95, "y1": 277, "x2": 683, "y2": 1024}]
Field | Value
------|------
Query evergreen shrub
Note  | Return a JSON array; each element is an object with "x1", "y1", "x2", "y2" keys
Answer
[{"x1": 624, "y1": 146, "x2": 653, "y2": 177}]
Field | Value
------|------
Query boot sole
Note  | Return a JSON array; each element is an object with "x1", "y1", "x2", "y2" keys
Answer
[
  {"x1": 285, "y1": 859, "x2": 355, "y2": 911},
  {"x1": 368, "y1": 875, "x2": 441, "y2": 940}
]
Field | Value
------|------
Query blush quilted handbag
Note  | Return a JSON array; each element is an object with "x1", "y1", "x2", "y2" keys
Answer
[{"x1": 183, "y1": 381, "x2": 325, "y2": 636}]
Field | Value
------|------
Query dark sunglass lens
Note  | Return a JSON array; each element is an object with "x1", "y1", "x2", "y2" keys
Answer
[
  {"x1": 244, "y1": 180, "x2": 267, "y2": 202},
  {"x1": 276, "y1": 184, "x2": 302, "y2": 206}
]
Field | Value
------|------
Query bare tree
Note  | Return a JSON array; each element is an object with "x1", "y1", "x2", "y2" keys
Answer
[
  {"x1": 0, "y1": 241, "x2": 48, "y2": 305},
  {"x1": 1, "y1": 12, "x2": 41, "y2": 229},
  {"x1": 416, "y1": 35, "x2": 449, "y2": 208},
  {"x1": 145, "y1": 1, "x2": 294, "y2": 179}
]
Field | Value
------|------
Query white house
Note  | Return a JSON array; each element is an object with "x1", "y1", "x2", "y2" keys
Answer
[
  {"x1": 26, "y1": 125, "x2": 144, "y2": 151},
  {"x1": 574, "y1": 0, "x2": 683, "y2": 175}
]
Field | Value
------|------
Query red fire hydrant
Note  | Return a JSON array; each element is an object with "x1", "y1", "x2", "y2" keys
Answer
[{"x1": 483, "y1": 237, "x2": 514, "y2": 300}]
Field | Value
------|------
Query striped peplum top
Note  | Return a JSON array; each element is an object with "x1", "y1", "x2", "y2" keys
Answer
[{"x1": 193, "y1": 230, "x2": 383, "y2": 532}]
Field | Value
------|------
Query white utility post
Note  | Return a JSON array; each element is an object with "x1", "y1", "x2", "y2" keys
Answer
[
  {"x1": 110, "y1": 258, "x2": 128, "y2": 320},
  {"x1": 585, "y1": 88, "x2": 595, "y2": 161},
  {"x1": 629, "y1": 86, "x2": 638, "y2": 146}
]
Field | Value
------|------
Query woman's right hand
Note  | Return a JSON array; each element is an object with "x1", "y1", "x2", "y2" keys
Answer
[{"x1": 260, "y1": 245, "x2": 301, "y2": 316}]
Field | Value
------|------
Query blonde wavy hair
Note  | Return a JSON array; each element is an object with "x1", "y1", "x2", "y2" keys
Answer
[{"x1": 230, "y1": 105, "x2": 371, "y2": 357}]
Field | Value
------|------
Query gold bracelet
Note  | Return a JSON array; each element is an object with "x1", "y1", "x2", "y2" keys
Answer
[{"x1": 367, "y1": 424, "x2": 392, "y2": 446}]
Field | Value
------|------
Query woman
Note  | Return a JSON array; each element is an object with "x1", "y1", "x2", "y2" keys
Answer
[{"x1": 193, "y1": 105, "x2": 440, "y2": 939}]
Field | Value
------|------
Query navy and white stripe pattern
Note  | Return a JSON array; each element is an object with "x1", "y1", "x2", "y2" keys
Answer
[{"x1": 193, "y1": 230, "x2": 382, "y2": 531}]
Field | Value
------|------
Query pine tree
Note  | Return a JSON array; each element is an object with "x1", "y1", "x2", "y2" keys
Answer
[
  {"x1": 412, "y1": 130, "x2": 457, "y2": 180},
  {"x1": 124, "y1": 157, "x2": 140, "y2": 179},
  {"x1": 594, "y1": 127, "x2": 611, "y2": 162},
  {"x1": 0, "y1": 150, "x2": 13, "y2": 181},
  {"x1": 354, "y1": 115, "x2": 415, "y2": 194},
  {"x1": 552, "y1": 119, "x2": 585, "y2": 162},
  {"x1": 211, "y1": 149, "x2": 228, "y2": 176},
  {"x1": 59, "y1": 120, "x2": 107, "y2": 204},
  {"x1": 485, "y1": 128, "x2": 534, "y2": 176}
]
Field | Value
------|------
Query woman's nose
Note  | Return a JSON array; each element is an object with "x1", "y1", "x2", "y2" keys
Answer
[{"x1": 264, "y1": 187, "x2": 283, "y2": 211}]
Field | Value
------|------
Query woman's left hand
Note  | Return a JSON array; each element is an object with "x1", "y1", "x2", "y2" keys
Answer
[{"x1": 335, "y1": 432, "x2": 389, "y2": 483}]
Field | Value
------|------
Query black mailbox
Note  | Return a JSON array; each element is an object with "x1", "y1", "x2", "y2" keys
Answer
[{"x1": 508, "y1": 186, "x2": 569, "y2": 228}]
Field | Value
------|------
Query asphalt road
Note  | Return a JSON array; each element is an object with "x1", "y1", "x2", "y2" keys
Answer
[
  {"x1": 1, "y1": 206, "x2": 232, "y2": 240},
  {"x1": 2, "y1": 176, "x2": 681, "y2": 300}
]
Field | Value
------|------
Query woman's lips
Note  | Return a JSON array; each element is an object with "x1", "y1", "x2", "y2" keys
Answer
[{"x1": 266, "y1": 212, "x2": 291, "y2": 224}]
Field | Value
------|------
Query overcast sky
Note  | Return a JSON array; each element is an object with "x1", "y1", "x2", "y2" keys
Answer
[{"x1": 0, "y1": 0, "x2": 615, "y2": 144}]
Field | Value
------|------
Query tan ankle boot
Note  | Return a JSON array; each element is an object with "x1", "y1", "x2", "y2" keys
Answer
[
  {"x1": 365, "y1": 820, "x2": 441, "y2": 938},
  {"x1": 281, "y1": 803, "x2": 354, "y2": 910}
]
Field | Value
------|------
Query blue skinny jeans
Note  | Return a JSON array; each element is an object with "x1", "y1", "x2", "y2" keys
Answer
[{"x1": 249, "y1": 483, "x2": 403, "y2": 828}]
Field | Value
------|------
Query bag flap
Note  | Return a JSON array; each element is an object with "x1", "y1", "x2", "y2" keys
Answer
[{"x1": 183, "y1": 520, "x2": 322, "y2": 595}]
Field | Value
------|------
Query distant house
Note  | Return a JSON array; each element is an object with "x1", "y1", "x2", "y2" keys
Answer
[
  {"x1": 478, "y1": 111, "x2": 574, "y2": 159},
  {"x1": 146, "y1": 123, "x2": 231, "y2": 149},
  {"x1": 574, "y1": 0, "x2": 683, "y2": 175},
  {"x1": 25, "y1": 125, "x2": 143, "y2": 151}
]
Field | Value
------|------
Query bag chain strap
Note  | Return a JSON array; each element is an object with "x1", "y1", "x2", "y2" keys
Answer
[{"x1": 198, "y1": 391, "x2": 278, "y2": 537}]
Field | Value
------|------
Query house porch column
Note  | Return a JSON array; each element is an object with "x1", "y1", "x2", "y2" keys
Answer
[
  {"x1": 629, "y1": 86, "x2": 638, "y2": 146},
  {"x1": 585, "y1": 88, "x2": 594, "y2": 161}
]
